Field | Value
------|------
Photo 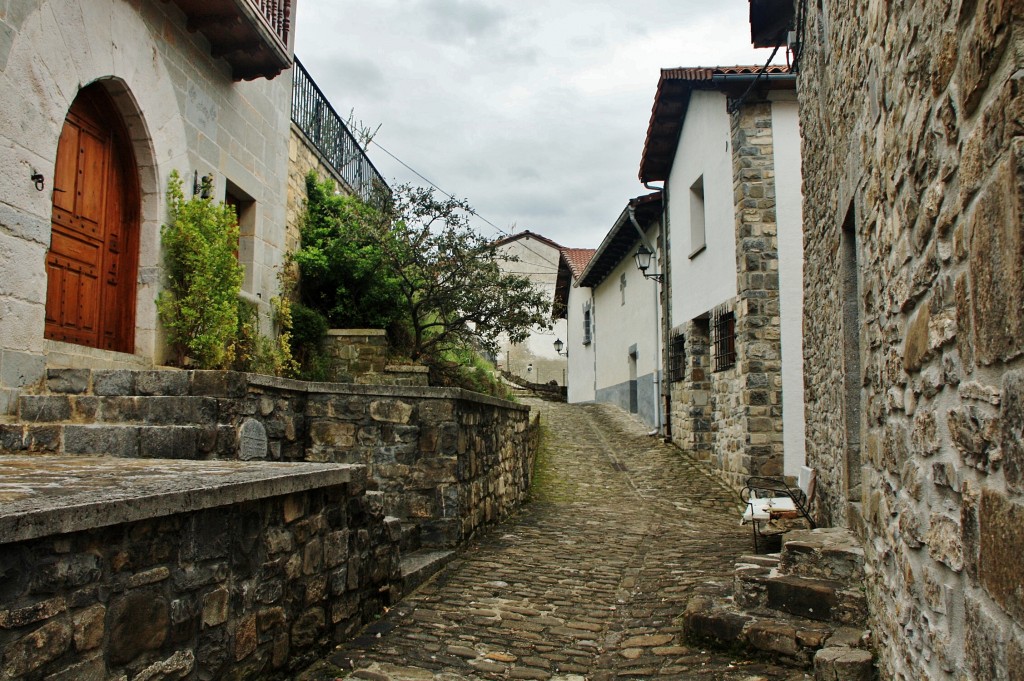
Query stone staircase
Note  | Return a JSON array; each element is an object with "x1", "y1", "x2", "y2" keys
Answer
[
  {"x1": 1, "y1": 367, "x2": 455, "y2": 595},
  {"x1": 0, "y1": 368, "x2": 250, "y2": 459},
  {"x1": 684, "y1": 527, "x2": 874, "y2": 681}
]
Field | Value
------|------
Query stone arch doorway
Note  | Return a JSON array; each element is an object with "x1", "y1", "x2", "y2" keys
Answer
[{"x1": 45, "y1": 82, "x2": 141, "y2": 353}]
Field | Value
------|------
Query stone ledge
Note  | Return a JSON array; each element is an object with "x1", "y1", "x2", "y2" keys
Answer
[
  {"x1": 0, "y1": 456, "x2": 361, "y2": 544},
  {"x1": 325, "y1": 329, "x2": 387, "y2": 337}
]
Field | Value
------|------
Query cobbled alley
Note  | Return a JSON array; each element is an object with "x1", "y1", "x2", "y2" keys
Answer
[{"x1": 299, "y1": 398, "x2": 809, "y2": 681}]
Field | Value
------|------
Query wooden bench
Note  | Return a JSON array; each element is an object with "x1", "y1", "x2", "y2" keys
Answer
[{"x1": 740, "y1": 467, "x2": 816, "y2": 552}]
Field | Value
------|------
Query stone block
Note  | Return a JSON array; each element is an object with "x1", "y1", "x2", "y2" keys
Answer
[
  {"x1": 969, "y1": 153, "x2": 1024, "y2": 365},
  {"x1": 979, "y1": 490, "x2": 1024, "y2": 624},
  {"x1": 133, "y1": 650, "x2": 195, "y2": 681},
  {"x1": 310, "y1": 421, "x2": 356, "y2": 448},
  {"x1": 63, "y1": 425, "x2": 140, "y2": 457},
  {"x1": 966, "y1": 592, "x2": 1011, "y2": 681},
  {"x1": 370, "y1": 399, "x2": 414, "y2": 424},
  {"x1": 1, "y1": 350, "x2": 45, "y2": 389},
  {"x1": 0, "y1": 618, "x2": 73, "y2": 678},
  {"x1": 925, "y1": 513, "x2": 964, "y2": 572},
  {"x1": 234, "y1": 614, "x2": 257, "y2": 661},
  {"x1": 903, "y1": 305, "x2": 932, "y2": 371},
  {"x1": 1002, "y1": 370, "x2": 1024, "y2": 492},
  {"x1": 91, "y1": 370, "x2": 136, "y2": 396},
  {"x1": 108, "y1": 590, "x2": 169, "y2": 665},
  {"x1": 139, "y1": 426, "x2": 199, "y2": 459},
  {"x1": 135, "y1": 370, "x2": 189, "y2": 396},
  {"x1": 18, "y1": 395, "x2": 72, "y2": 422},
  {"x1": 46, "y1": 368, "x2": 90, "y2": 394},
  {"x1": 745, "y1": 620, "x2": 801, "y2": 657},
  {"x1": 958, "y1": 0, "x2": 1013, "y2": 115},
  {"x1": 202, "y1": 587, "x2": 229, "y2": 628},
  {"x1": 72, "y1": 604, "x2": 105, "y2": 652},
  {"x1": 813, "y1": 646, "x2": 873, "y2": 681}
]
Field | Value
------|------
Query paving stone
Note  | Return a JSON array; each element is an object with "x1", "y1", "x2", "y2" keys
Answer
[{"x1": 297, "y1": 400, "x2": 809, "y2": 681}]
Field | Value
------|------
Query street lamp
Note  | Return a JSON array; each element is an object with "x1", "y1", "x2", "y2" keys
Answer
[
  {"x1": 553, "y1": 338, "x2": 567, "y2": 356},
  {"x1": 634, "y1": 244, "x2": 663, "y2": 282}
]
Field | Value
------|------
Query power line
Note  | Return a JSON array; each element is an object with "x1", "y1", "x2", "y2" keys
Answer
[{"x1": 369, "y1": 139, "x2": 565, "y2": 268}]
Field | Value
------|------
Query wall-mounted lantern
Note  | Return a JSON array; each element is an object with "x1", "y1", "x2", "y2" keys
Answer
[
  {"x1": 553, "y1": 338, "x2": 568, "y2": 356},
  {"x1": 634, "y1": 244, "x2": 664, "y2": 282}
]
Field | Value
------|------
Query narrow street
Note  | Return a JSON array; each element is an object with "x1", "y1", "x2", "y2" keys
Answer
[{"x1": 300, "y1": 397, "x2": 808, "y2": 681}]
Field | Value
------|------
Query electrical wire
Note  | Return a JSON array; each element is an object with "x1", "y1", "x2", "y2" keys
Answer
[
  {"x1": 727, "y1": 42, "x2": 783, "y2": 115},
  {"x1": 369, "y1": 139, "x2": 564, "y2": 268}
]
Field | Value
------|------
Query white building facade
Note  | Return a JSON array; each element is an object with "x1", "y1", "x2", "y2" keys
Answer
[
  {"x1": 639, "y1": 66, "x2": 805, "y2": 485},
  {"x1": 561, "y1": 195, "x2": 664, "y2": 431},
  {"x1": 494, "y1": 231, "x2": 567, "y2": 386}
]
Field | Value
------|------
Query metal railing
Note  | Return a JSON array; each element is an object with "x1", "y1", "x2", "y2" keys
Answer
[
  {"x1": 252, "y1": 0, "x2": 292, "y2": 50},
  {"x1": 291, "y1": 57, "x2": 389, "y2": 202}
]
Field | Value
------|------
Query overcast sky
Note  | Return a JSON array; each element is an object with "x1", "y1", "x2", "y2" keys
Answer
[{"x1": 294, "y1": 1, "x2": 781, "y2": 250}]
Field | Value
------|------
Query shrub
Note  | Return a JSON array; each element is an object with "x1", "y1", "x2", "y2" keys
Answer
[{"x1": 157, "y1": 171, "x2": 243, "y2": 368}]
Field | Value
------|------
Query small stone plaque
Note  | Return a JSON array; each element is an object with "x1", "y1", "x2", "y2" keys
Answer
[{"x1": 238, "y1": 418, "x2": 267, "y2": 460}]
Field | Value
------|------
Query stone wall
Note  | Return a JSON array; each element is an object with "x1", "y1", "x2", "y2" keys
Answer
[
  {"x1": 320, "y1": 330, "x2": 389, "y2": 383},
  {"x1": 795, "y1": 1, "x2": 1024, "y2": 678},
  {"x1": 306, "y1": 388, "x2": 534, "y2": 548},
  {"x1": 729, "y1": 101, "x2": 785, "y2": 483},
  {"x1": 0, "y1": 458, "x2": 399, "y2": 681},
  {"x1": 667, "y1": 98, "x2": 786, "y2": 489}
]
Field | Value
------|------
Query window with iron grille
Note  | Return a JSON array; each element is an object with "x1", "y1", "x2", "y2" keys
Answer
[
  {"x1": 712, "y1": 310, "x2": 736, "y2": 372},
  {"x1": 669, "y1": 333, "x2": 686, "y2": 382},
  {"x1": 582, "y1": 307, "x2": 593, "y2": 345}
]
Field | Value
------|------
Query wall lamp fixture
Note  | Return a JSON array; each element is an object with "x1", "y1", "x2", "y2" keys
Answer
[{"x1": 634, "y1": 244, "x2": 664, "y2": 282}]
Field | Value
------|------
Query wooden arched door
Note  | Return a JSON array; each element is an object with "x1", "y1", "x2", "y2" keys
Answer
[{"x1": 45, "y1": 84, "x2": 140, "y2": 352}]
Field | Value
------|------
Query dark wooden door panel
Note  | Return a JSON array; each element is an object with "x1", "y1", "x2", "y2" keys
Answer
[{"x1": 45, "y1": 84, "x2": 139, "y2": 353}]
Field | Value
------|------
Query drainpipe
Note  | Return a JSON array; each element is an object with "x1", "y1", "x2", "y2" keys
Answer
[
  {"x1": 644, "y1": 181, "x2": 671, "y2": 442},
  {"x1": 628, "y1": 204, "x2": 662, "y2": 436}
]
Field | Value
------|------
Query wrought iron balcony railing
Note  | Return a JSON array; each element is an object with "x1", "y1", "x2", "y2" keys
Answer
[
  {"x1": 291, "y1": 57, "x2": 389, "y2": 202},
  {"x1": 165, "y1": 0, "x2": 295, "y2": 81}
]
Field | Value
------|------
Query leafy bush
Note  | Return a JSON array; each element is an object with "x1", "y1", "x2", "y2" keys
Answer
[
  {"x1": 157, "y1": 171, "x2": 243, "y2": 368},
  {"x1": 291, "y1": 172, "x2": 406, "y2": 331}
]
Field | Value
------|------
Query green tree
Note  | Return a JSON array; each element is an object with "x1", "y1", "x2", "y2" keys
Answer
[{"x1": 370, "y1": 184, "x2": 551, "y2": 363}]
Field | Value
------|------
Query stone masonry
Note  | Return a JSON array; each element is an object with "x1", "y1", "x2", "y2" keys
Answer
[
  {"x1": 795, "y1": 1, "x2": 1024, "y2": 678},
  {"x1": 0, "y1": 457, "x2": 400, "y2": 681},
  {"x1": 668, "y1": 96, "x2": 786, "y2": 490}
]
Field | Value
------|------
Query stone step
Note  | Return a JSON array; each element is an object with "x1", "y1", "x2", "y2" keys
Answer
[
  {"x1": 737, "y1": 570, "x2": 868, "y2": 625},
  {"x1": 399, "y1": 521, "x2": 422, "y2": 554},
  {"x1": 0, "y1": 423, "x2": 236, "y2": 459},
  {"x1": 18, "y1": 394, "x2": 221, "y2": 426},
  {"x1": 780, "y1": 528, "x2": 865, "y2": 582},
  {"x1": 38, "y1": 368, "x2": 250, "y2": 398},
  {"x1": 814, "y1": 645, "x2": 874, "y2": 681},
  {"x1": 400, "y1": 548, "x2": 455, "y2": 595},
  {"x1": 684, "y1": 593, "x2": 873, "y2": 671}
]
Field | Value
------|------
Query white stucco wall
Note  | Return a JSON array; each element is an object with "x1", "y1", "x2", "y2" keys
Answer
[
  {"x1": 771, "y1": 96, "x2": 807, "y2": 476},
  {"x1": 0, "y1": 0, "x2": 291, "y2": 405},
  {"x1": 589, "y1": 226, "x2": 663, "y2": 429},
  {"x1": 666, "y1": 90, "x2": 737, "y2": 324},
  {"x1": 566, "y1": 285, "x2": 596, "y2": 403},
  {"x1": 495, "y1": 235, "x2": 567, "y2": 385}
]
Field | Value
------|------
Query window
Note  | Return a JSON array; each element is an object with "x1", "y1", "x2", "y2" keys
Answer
[
  {"x1": 620, "y1": 272, "x2": 627, "y2": 305},
  {"x1": 689, "y1": 175, "x2": 706, "y2": 258},
  {"x1": 582, "y1": 305, "x2": 593, "y2": 345},
  {"x1": 712, "y1": 309, "x2": 736, "y2": 372},
  {"x1": 669, "y1": 332, "x2": 686, "y2": 382}
]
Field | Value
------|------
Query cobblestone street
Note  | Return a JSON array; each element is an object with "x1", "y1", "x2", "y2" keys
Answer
[{"x1": 299, "y1": 398, "x2": 809, "y2": 681}]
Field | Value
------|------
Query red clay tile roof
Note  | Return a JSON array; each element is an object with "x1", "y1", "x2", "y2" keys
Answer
[
  {"x1": 560, "y1": 248, "x2": 596, "y2": 279},
  {"x1": 639, "y1": 65, "x2": 793, "y2": 183}
]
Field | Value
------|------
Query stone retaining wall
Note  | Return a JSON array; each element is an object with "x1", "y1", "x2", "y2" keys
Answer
[
  {"x1": 305, "y1": 387, "x2": 534, "y2": 548},
  {"x1": 795, "y1": 1, "x2": 1024, "y2": 678},
  {"x1": 0, "y1": 458, "x2": 399, "y2": 681}
]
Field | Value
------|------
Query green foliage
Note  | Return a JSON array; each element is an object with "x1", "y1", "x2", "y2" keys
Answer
[
  {"x1": 289, "y1": 172, "x2": 550, "y2": 387},
  {"x1": 291, "y1": 172, "x2": 406, "y2": 330},
  {"x1": 157, "y1": 171, "x2": 243, "y2": 368},
  {"x1": 368, "y1": 184, "x2": 552, "y2": 364},
  {"x1": 232, "y1": 295, "x2": 298, "y2": 377}
]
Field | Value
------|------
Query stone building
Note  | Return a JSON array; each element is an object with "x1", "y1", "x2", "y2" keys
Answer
[
  {"x1": 638, "y1": 66, "x2": 806, "y2": 485},
  {"x1": 750, "y1": 0, "x2": 1024, "y2": 678},
  {"x1": 0, "y1": 0, "x2": 297, "y2": 414},
  {"x1": 563, "y1": 194, "x2": 664, "y2": 430}
]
